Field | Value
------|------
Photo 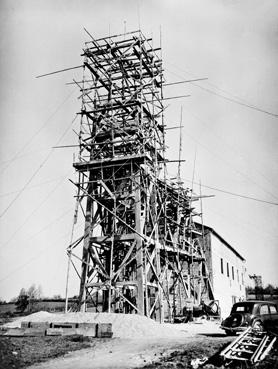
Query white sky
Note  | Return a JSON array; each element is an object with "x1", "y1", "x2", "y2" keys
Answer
[{"x1": 0, "y1": 0, "x2": 277, "y2": 301}]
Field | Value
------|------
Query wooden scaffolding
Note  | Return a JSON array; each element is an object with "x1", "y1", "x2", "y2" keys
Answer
[{"x1": 67, "y1": 30, "x2": 214, "y2": 321}]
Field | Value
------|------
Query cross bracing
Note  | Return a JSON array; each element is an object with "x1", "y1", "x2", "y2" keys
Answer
[{"x1": 67, "y1": 30, "x2": 214, "y2": 321}]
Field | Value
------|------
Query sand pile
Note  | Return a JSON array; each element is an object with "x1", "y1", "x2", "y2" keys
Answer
[
  {"x1": 4, "y1": 311, "x2": 52, "y2": 328},
  {"x1": 4, "y1": 312, "x2": 187, "y2": 338}
]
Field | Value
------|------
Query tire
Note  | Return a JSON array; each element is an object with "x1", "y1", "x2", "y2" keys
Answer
[
  {"x1": 252, "y1": 320, "x2": 264, "y2": 332},
  {"x1": 225, "y1": 313, "x2": 244, "y2": 328}
]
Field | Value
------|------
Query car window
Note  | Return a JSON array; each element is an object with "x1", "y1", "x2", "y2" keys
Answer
[
  {"x1": 259, "y1": 305, "x2": 269, "y2": 315},
  {"x1": 231, "y1": 303, "x2": 253, "y2": 314},
  {"x1": 269, "y1": 305, "x2": 277, "y2": 314}
]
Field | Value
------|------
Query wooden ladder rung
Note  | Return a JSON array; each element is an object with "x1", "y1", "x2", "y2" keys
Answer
[
  {"x1": 242, "y1": 342, "x2": 259, "y2": 347},
  {"x1": 232, "y1": 348, "x2": 254, "y2": 354},
  {"x1": 225, "y1": 355, "x2": 248, "y2": 361}
]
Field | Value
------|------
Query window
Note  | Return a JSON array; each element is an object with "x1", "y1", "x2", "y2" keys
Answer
[
  {"x1": 232, "y1": 266, "x2": 234, "y2": 280},
  {"x1": 241, "y1": 273, "x2": 244, "y2": 285},
  {"x1": 259, "y1": 305, "x2": 269, "y2": 315},
  {"x1": 220, "y1": 258, "x2": 223, "y2": 274},
  {"x1": 270, "y1": 305, "x2": 277, "y2": 314},
  {"x1": 237, "y1": 269, "x2": 239, "y2": 282},
  {"x1": 232, "y1": 303, "x2": 254, "y2": 314},
  {"x1": 227, "y1": 262, "x2": 229, "y2": 277}
]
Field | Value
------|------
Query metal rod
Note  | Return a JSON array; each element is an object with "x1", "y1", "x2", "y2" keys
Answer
[
  {"x1": 85, "y1": 29, "x2": 141, "y2": 43},
  {"x1": 164, "y1": 78, "x2": 208, "y2": 86},
  {"x1": 36, "y1": 65, "x2": 83, "y2": 79},
  {"x1": 163, "y1": 95, "x2": 190, "y2": 101}
]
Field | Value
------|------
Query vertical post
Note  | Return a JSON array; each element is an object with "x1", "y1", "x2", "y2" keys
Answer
[
  {"x1": 135, "y1": 172, "x2": 144, "y2": 315},
  {"x1": 157, "y1": 249, "x2": 163, "y2": 323},
  {"x1": 187, "y1": 273, "x2": 191, "y2": 299},
  {"x1": 65, "y1": 198, "x2": 79, "y2": 313},
  {"x1": 197, "y1": 263, "x2": 202, "y2": 305},
  {"x1": 65, "y1": 250, "x2": 72, "y2": 313},
  {"x1": 108, "y1": 197, "x2": 116, "y2": 313},
  {"x1": 78, "y1": 196, "x2": 93, "y2": 312}
]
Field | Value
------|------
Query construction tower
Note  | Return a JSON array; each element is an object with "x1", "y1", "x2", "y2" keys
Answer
[{"x1": 67, "y1": 30, "x2": 213, "y2": 321}]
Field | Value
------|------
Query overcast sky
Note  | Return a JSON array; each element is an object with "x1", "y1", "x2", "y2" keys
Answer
[{"x1": 0, "y1": 0, "x2": 277, "y2": 301}]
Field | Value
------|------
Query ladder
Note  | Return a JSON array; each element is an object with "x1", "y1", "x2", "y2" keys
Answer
[{"x1": 220, "y1": 327, "x2": 277, "y2": 364}]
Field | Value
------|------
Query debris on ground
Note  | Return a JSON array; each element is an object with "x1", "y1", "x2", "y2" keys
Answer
[
  {"x1": 220, "y1": 327, "x2": 277, "y2": 365},
  {"x1": 191, "y1": 356, "x2": 208, "y2": 368},
  {"x1": 139, "y1": 335, "x2": 278, "y2": 369}
]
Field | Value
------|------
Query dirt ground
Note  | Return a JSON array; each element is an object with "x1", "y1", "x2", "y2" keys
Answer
[
  {"x1": 0, "y1": 318, "x2": 278, "y2": 369},
  {"x1": 1, "y1": 333, "x2": 278, "y2": 369},
  {"x1": 0, "y1": 335, "x2": 92, "y2": 369},
  {"x1": 139, "y1": 336, "x2": 278, "y2": 369}
]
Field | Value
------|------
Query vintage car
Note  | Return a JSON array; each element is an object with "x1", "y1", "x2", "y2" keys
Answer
[{"x1": 221, "y1": 300, "x2": 278, "y2": 335}]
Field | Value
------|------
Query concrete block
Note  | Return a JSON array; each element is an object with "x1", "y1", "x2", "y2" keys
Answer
[
  {"x1": 78, "y1": 322, "x2": 97, "y2": 329},
  {"x1": 59, "y1": 328, "x2": 78, "y2": 336},
  {"x1": 59, "y1": 328, "x2": 94, "y2": 337},
  {"x1": 4, "y1": 327, "x2": 46, "y2": 337},
  {"x1": 46, "y1": 328, "x2": 63, "y2": 336},
  {"x1": 96, "y1": 323, "x2": 113, "y2": 338},
  {"x1": 29, "y1": 322, "x2": 50, "y2": 329},
  {"x1": 21, "y1": 321, "x2": 30, "y2": 328},
  {"x1": 76, "y1": 327, "x2": 96, "y2": 337},
  {"x1": 23, "y1": 328, "x2": 46, "y2": 337},
  {"x1": 4, "y1": 328, "x2": 25, "y2": 337},
  {"x1": 77, "y1": 323, "x2": 97, "y2": 336}
]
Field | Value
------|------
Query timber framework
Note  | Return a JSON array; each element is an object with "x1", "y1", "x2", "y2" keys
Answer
[{"x1": 67, "y1": 30, "x2": 214, "y2": 321}]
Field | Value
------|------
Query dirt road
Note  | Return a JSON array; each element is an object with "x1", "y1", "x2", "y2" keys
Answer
[{"x1": 27, "y1": 322, "x2": 232, "y2": 369}]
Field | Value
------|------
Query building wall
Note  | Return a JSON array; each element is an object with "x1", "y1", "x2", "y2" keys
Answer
[
  {"x1": 203, "y1": 232, "x2": 213, "y2": 289},
  {"x1": 210, "y1": 233, "x2": 246, "y2": 318}
]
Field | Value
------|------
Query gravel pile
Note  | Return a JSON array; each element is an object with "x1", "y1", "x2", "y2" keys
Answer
[{"x1": 3, "y1": 312, "x2": 187, "y2": 338}]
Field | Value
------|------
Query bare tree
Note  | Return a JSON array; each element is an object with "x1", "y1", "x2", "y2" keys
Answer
[{"x1": 15, "y1": 284, "x2": 43, "y2": 312}]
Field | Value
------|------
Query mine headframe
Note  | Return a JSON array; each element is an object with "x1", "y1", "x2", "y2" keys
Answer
[{"x1": 69, "y1": 30, "x2": 212, "y2": 321}]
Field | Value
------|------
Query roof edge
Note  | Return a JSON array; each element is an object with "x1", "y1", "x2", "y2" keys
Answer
[{"x1": 194, "y1": 223, "x2": 246, "y2": 262}]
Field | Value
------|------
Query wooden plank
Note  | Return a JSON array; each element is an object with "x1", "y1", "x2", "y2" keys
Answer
[
  {"x1": 90, "y1": 233, "x2": 136, "y2": 244},
  {"x1": 86, "y1": 280, "x2": 138, "y2": 288},
  {"x1": 135, "y1": 174, "x2": 144, "y2": 315},
  {"x1": 73, "y1": 153, "x2": 152, "y2": 172}
]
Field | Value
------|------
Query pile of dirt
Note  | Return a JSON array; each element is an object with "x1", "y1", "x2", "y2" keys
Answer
[
  {"x1": 3, "y1": 311, "x2": 188, "y2": 338},
  {"x1": 4, "y1": 311, "x2": 52, "y2": 329}
]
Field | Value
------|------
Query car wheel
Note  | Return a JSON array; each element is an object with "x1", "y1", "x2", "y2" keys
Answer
[{"x1": 252, "y1": 320, "x2": 264, "y2": 332}]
